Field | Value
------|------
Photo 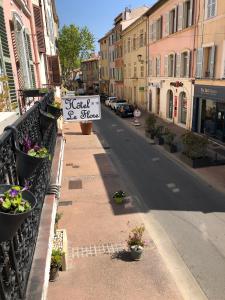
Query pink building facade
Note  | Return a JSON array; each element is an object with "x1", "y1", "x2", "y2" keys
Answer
[{"x1": 146, "y1": 0, "x2": 196, "y2": 129}]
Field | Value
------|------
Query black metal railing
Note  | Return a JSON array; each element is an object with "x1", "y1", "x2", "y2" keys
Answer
[{"x1": 0, "y1": 92, "x2": 57, "y2": 300}]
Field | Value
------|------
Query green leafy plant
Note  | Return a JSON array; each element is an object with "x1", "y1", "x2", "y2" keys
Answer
[
  {"x1": 51, "y1": 249, "x2": 63, "y2": 269},
  {"x1": 181, "y1": 131, "x2": 209, "y2": 159},
  {"x1": 0, "y1": 75, "x2": 10, "y2": 111},
  {"x1": 22, "y1": 135, "x2": 51, "y2": 160},
  {"x1": 127, "y1": 225, "x2": 145, "y2": 248},
  {"x1": 113, "y1": 190, "x2": 126, "y2": 198},
  {"x1": 50, "y1": 102, "x2": 61, "y2": 109},
  {"x1": 154, "y1": 125, "x2": 164, "y2": 138},
  {"x1": 145, "y1": 114, "x2": 156, "y2": 132},
  {"x1": 0, "y1": 185, "x2": 31, "y2": 214},
  {"x1": 164, "y1": 131, "x2": 176, "y2": 145}
]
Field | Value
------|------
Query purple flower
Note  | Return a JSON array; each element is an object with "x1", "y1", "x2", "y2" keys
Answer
[
  {"x1": 33, "y1": 144, "x2": 41, "y2": 151},
  {"x1": 9, "y1": 189, "x2": 19, "y2": 197},
  {"x1": 23, "y1": 135, "x2": 33, "y2": 153},
  {"x1": 22, "y1": 180, "x2": 31, "y2": 191},
  {"x1": 0, "y1": 197, "x2": 4, "y2": 203}
]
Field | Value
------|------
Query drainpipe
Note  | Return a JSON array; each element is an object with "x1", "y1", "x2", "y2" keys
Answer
[{"x1": 27, "y1": 0, "x2": 41, "y2": 88}]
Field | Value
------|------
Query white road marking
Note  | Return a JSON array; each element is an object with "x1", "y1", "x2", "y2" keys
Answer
[
  {"x1": 152, "y1": 157, "x2": 160, "y2": 162},
  {"x1": 167, "y1": 183, "x2": 176, "y2": 189},
  {"x1": 172, "y1": 188, "x2": 180, "y2": 193}
]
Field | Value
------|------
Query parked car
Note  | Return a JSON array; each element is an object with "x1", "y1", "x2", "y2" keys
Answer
[
  {"x1": 111, "y1": 99, "x2": 127, "y2": 111},
  {"x1": 117, "y1": 104, "x2": 134, "y2": 118},
  {"x1": 105, "y1": 96, "x2": 117, "y2": 107}
]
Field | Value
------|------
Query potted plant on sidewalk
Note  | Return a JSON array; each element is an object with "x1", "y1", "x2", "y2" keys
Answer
[
  {"x1": 154, "y1": 125, "x2": 165, "y2": 145},
  {"x1": 113, "y1": 190, "x2": 126, "y2": 204},
  {"x1": 80, "y1": 121, "x2": 92, "y2": 135},
  {"x1": 164, "y1": 130, "x2": 177, "y2": 153},
  {"x1": 0, "y1": 184, "x2": 36, "y2": 242},
  {"x1": 49, "y1": 249, "x2": 63, "y2": 282},
  {"x1": 145, "y1": 114, "x2": 156, "y2": 139},
  {"x1": 127, "y1": 225, "x2": 145, "y2": 260}
]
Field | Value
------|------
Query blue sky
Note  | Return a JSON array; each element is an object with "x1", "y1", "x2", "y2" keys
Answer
[{"x1": 55, "y1": 0, "x2": 156, "y2": 50}]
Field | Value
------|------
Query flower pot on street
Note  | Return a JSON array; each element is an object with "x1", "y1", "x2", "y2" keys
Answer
[
  {"x1": 80, "y1": 121, "x2": 92, "y2": 135},
  {"x1": 0, "y1": 185, "x2": 36, "y2": 242},
  {"x1": 130, "y1": 245, "x2": 143, "y2": 260}
]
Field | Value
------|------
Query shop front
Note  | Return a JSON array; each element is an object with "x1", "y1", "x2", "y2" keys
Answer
[{"x1": 192, "y1": 85, "x2": 225, "y2": 142}]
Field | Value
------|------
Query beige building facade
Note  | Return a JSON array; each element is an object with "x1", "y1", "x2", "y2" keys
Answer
[
  {"x1": 99, "y1": 33, "x2": 110, "y2": 95},
  {"x1": 122, "y1": 15, "x2": 148, "y2": 109}
]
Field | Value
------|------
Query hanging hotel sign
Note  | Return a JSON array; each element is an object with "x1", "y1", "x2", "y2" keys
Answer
[
  {"x1": 62, "y1": 95, "x2": 101, "y2": 121},
  {"x1": 170, "y1": 81, "x2": 183, "y2": 87}
]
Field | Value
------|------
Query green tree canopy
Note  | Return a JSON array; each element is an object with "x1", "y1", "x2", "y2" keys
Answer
[{"x1": 58, "y1": 24, "x2": 95, "y2": 77}]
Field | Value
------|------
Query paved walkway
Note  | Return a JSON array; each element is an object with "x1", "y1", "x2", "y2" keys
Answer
[
  {"x1": 47, "y1": 122, "x2": 182, "y2": 300},
  {"x1": 121, "y1": 110, "x2": 225, "y2": 195}
]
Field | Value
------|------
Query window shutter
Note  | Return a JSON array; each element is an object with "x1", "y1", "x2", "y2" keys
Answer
[
  {"x1": 174, "y1": 6, "x2": 178, "y2": 32},
  {"x1": 164, "y1": 55, "x2": 168, "y2": 76},
  {"x1": 189, "y1": 0, "x2": 194, "y2": 27},
  {"x1": 33, "y1": 4, "x2": 46, "y2": 53},
  {"x1": 153, "y1": 22, "x2": 157, "y2": 41},
  {"x1": 149, "y1": 23, "x2": 153, "y2": 42},
  {"x1": 165, "y1": 12, "x2": 169, "y2": 36},
  {"x1": 178, "y1": 3, "x2": 183, "y2": 30},
  {"x1": 48, "y1": 55, "x2": 61, "y2": 85},
  {"x1": 148, "y1": 58, "x2": 152, "y2": 76},
  {"x1": 196, "y1": 48, "x2": 203, "y2": 78},
  {"x1": 173, "y1": 54, "x2": 176, "y2": 77},
  {"x1": 24, "y1": 31, "x2": 36, "y2": 88},
  {"x1": 0, "y1": 6, "x2": 17, "y2": 106},
  {"x1": 186, "y1": 51, "x2": 191, "y2": 77},
  {"x1": 176, "y1": 53, "x2": 181, "y2": 77},
  {"x1": 209, "y1": 45, "x2": 216, "y2": 78}
]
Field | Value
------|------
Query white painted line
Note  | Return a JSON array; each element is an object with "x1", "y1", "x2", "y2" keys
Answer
[
  {"x1": 112, "y1": 124, "x2": 117, "y2": 127},
  {"x1": 152, "y1": 157, "x2": 160, "y2": 162},
  {"x1": 172, "y1": 188, "x2": 180, "y2": 193},
  {"x1": 116, "y1": 129, "x2": 124, "y2": 133},
  {"x1": 167, "y1": 183, "x2": 176, "y2": 189}
]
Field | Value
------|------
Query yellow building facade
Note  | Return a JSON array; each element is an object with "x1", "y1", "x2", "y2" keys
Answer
[
  {"x1": 99, "y1": 33, "x2": 110, "y2": 94},
  {"x1": 122, "y1": 15, "x2": 147, "y2": 109}
]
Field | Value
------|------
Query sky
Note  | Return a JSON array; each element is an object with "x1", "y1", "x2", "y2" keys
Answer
[{"x1": 55, "y1": 0, "x2": 156, "y2": 51}]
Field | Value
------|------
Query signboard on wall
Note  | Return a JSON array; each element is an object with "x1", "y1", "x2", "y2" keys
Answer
[{"x1": 62, "y1": 95, "x2": 101, "y2": 122}]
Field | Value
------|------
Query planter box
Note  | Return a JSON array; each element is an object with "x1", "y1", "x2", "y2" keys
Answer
[
  {"x1": 23, "y1": 89, "x2": 40, "y2": 97},
  {"x1": 164, "y1": 143, "x2": 177, "y2": 153},
  {"x1": 154, "y1": 136, "x2": 164, "y2": 145},
  {"x1": 180, "y1": 153, "x2": 211, "y2": 168}
]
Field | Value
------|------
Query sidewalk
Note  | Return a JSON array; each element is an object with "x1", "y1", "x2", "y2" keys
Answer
[
  {"x1": 47, "y1": 122, "x2": 182, "y2": 300},
  {"x1": 121, "y1": 110, "x2": 225, "y2": 195}
]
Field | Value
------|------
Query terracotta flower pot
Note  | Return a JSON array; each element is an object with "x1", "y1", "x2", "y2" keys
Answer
[{"x1": 80, "y1": 122, "x2": 92, "y2": 135}]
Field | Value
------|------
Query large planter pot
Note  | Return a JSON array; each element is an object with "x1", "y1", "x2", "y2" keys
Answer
[
  {"x1": 164, "y1": 143, "x2": 177, "y2": 153},
  {"x1": 130, "y1": 245, "x2": 143, "y2": 261},
  {"x1": 47, "y1": 104, "x2": 62, "y2": 119},
  {"x1": 80, "y1": 122, "x2": 92, "y2": 135},
  {"x1": 180, "y1": 153, "x2": 211, "y2": 168},
  {"x1": 154, "y1": 136, "x2": 164, "y2": 145},
  {"x1": 0, "y1": 185, "x2": 36, "y2": 242},
  {"x1": 15, "y1": 147, "x2": 49, "y2": 185},
  {"x1": 40, "y1": 110, "x2": 57, "y2": 135},
  {"x1": 49, "y1": 267, "x2": 59, "y2": 282}
]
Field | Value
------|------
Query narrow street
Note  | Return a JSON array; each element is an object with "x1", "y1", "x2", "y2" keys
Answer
[{"x1": 94, "y1": 105, "x2": 225, "y2": 300}]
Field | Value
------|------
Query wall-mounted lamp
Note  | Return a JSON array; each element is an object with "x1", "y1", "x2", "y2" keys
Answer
[{"x1": 137, "y1": 54, "x2": 144, "y2": 64}]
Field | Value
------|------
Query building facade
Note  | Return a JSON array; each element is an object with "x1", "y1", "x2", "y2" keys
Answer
[
  {"x1": 192, "y1": 0, "x2": 225, "y2": 142},
  {"x1": 99, "y1": 33, "x2": 110, "y2": 95},
  {"x1": 81, "y1": 56, "x2": 100, "y2": 94},
  {"x1": 122, "y1": 14, "x2": 147, "y2": 109},
  {"x1": 146, "y1": 0, "x2": 196, "y2": 129}
]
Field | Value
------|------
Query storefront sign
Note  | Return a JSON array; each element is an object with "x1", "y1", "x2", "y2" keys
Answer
[
  {"x1": 62, "y1": 95, "x2": 101, "y2": 121},
  {"x1": 194, "y1": 84, "x2": 225, "y2": 102}
]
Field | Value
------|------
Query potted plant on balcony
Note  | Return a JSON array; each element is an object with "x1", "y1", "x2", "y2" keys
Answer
[
  {"x1": 47, "y1": 101, "x2": 62, "y2": 119},
  {"x1": 180, "y1": 131, "x2": 209, "y2": 168},
  {"x1": 80, "y1": 121, "x2": 92, "y2": 135},
  {"x1": 127, "y1": 225, "x2": 145, "y2": 260},
  {"x1": 0, "y1": 184, "x2": 36, "y2": 242},
  {"x1": 113, "y1": 190, "x2": 126, "y2": 204},
  {"x1": 164, "y1": 130, "x2": 177, "y2": 153},
  {"x1": 16, "y1": 135, "x2": 51, "y2": 185},
  {"x1": 154, "y1": 125, "x2": 165, "y2": 145},
  {"x1": 145, "y1": 113, "x2": 156, "y2": 139},
  {"x1": 49, "y1": 249, "x2": 63, "y2": 282},
  {"x1": 40, "y1": 109, "x2": 57, "y2": 134}
]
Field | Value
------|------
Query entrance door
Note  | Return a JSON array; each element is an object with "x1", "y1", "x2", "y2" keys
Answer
[
  {"x1": 156, "y1": 88, "x2": 160, "y2": 114},
  {"x1": 216, "y1": 103, "x2": 225, "y2": 141}
]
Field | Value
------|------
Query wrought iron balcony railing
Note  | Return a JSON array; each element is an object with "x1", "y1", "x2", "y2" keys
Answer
[{"x1": 0, "y1": 92, "x2": 57, "y2": 300}]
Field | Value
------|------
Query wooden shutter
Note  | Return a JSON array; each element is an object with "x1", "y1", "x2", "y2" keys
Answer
[
  {"x1": 164, "y1": 55, "x2": 168, "y2": 76},
  {"x1": 0, "y1": 6, "x2": 17, "y2": 106},
  {"x1": 33, "y1": 4, "x2": 46, "y2": 53},
  {"x1": 48, "y1": 55, "x2": 61, "y2": 85},
  {"x1": 209, "y1": 46, "x2": 216, "y2": 78},
  {"x1": 25, "y1": 31, "x2": 36, "y2": 88},
  {"x1": 148, "y1": 58, "x2": 152, "y2": 76},
  {"x1": 153, "y1": 22, "x2": 157, "y2": 41},
  {"x1": 176, "y1": 53, "x2": 181, "y2": 77},
  {"x1": 186, "y1": 51, "x2": 191, "y2": 77},
  {"x1": 196, "y1": 48, "x2": 203, "y2": 78},
  {"x1": 165, "y1": 12, "x2": 169, "y2": 36},
  {"x1": 178, "y1": 3, "x2": 183, "y2": 31},
  {"x1": 149, "y1": 23, "x2": 153, "y2": 42},
  {"x1": 189, "y1": 0, "x2": 194, "y2": 27}
]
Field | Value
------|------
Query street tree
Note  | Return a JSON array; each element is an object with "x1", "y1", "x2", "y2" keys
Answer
[{"x1": 58, "y1": 24, "x2": 95, "y2": 77}]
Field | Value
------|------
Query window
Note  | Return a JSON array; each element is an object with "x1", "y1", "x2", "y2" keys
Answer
[
  {"x1": 133, "y1": 34, "x2": 136, "y2": 51},
  {"x1": 168, "y1": 54, "x2": 175, "y2": 77},
  {"x1": 134, "y1": 63, "x2": 137, "y2": 78},
  {"x1": 156, "y1": 56, "x2": 161, "y2": 77},
  {"x1": 196, "y1": 46, "x2": 216, "y2": 78},
  {"x1": 128, "y1": 38, "x2": 131, "y2": 53},
  {"x1": 141, "y1": 65, "x2": 144, "y2": 77},
  {"x1": 169, "y1": 8, "x2": 177, "y2": 34},
  {"x1": 148, "y1": 58, "x2": 153, "y2": 76},
  {"x1": 183, "y1": 0, "x2": 191, "y2": 29},
  {"x1": 150, "y1": 18, "x2": 162, "y2": 42},
  {"x1": 139, "y1": 30, "x2": 144, "y2": 47},
  {"x1": 179, "y1": 92, "x2": 187, "y2": 124},
  {"x1": 206, "y1": 0, "x2": 216, "y2": 19},
  {"x1": 167, "y1": 90, "x2": 173, "y2": 119},
  {"x1": 181, "y1": 51, "x2": 190, "y2": 77}
]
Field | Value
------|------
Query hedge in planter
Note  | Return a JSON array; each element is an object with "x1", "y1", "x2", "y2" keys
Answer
[
  {"x1": 154, "y1": 125, "x2": 165, "y2": 145},
  {"x1": 49, "y1": 249, "x2": 63, "y2": 281},
  {"x1": 163, "y1": 130, "x2": 177, "y2": 153},
  {"x1": 180, "y1": 132, "x2": 209, "y2": 168},
  {"x1": 145, "y1": 113, "x2": 156, "y2": 139},
  {"x1": 0, "y1": 184, "x2": 36, "y2": 241}
]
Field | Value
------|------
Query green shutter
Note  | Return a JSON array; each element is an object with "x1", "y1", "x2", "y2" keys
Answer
[{"x1": 0, "y1": 5, "x2": 17, "y2": 108}]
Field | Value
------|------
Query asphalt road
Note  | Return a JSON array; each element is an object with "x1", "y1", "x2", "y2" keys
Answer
[{"x1": 94, "y1": 105, "x2": 225, "y2": 300}]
